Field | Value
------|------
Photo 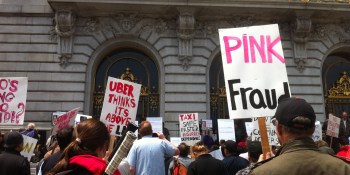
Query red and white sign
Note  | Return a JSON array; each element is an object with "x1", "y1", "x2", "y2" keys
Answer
[
  {"x1": 218, "y1": 24, "x2": 290, "y2": 119},
  {"x1": 179, "y1": 113, "x2": 201, "y2": 145},
  {"x1": 327, "y1": 114, "x2": 340, "y2": 138},
  {"x1": 0, "y1": 77, "x2": 28, "y2": 125},
  {"x1": 100, "y1": 77, "x2": 141, "y2": 136},
  {"x1": 52, "y1": 108, "x2": 79, "y2": 135}
]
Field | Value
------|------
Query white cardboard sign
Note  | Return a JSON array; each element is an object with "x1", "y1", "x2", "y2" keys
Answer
[
  {"x1": 21, "y1": 134, "x2": 38, "y2": 161},
  {"x1": 218, "y1": 119, "x2": 236, "y2": 141},
  {"x1": 100, "y1": 77, "x2": 141, "y2": 136},
  {"x1": 252, "y1": 117, "x2": 279, "y2": 146},
  {"x1": 327, "y1": 114, "x2": 340, "y2": 138},
  {"x1": 218, "y1": 24, "x2": 290, "y2": 119},
  {"x1": 179, "y1": 113, "x2": 201, "y2": 145},
  {"x1": 52, "y1": 108, "x2": 79, "y2": 135},
  {"x1": 312, "y1": 121, "x2": 322, "y2": 141},
  {"x1": 0, "y1": 77, "x2": 28, "y2": 125},
  {"x1": 147, "y1": 117, "x2": 163, "y2": 133}
]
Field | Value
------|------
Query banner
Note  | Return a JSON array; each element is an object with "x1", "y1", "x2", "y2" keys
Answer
[
  {"x1": 21, "y1": 134, "x2": 38, "y2": 161},
  {"x1": 218, "y1": 24, "x2": 290, "y2": 119},
  {"x1": 218, "y1": 119, "x2": 235, "y2": 141},
  {"x1": 327, "y1": 114, "x2": 340, "y2": 138},
  {"x1": 252, "y1": 117, "x2": 279, "y2": 146},
  {"x1": 0, "y1": 77, "x2": 28, "y2": 125},
  {"x1": 312, "y1": 121, "x2": 322, "y2": 141},
  {"x1": 179, "y1": 113, "x2": 201, "y2": 145},
  {"x1": 52, "y1": 108, "x2": 79, "y2": 135},
  {"x1": 147, "y1": 117, "x2": 163, "y2": 133},
  {"x1": 100, "y1": 77, "x2": 141, "y2": 136}
]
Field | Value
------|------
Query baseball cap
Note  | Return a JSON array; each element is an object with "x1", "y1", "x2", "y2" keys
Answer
[
  {"x1": 3, "y1": 131, "x2": 23, "y2": 148},
  {"x1": 273, "y1": 97, "x2": 316, "y2": 129}
]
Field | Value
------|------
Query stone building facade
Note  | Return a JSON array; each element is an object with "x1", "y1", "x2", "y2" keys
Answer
[{"x1": 1, "y1": 0, "x2": 350, "y2": 138}]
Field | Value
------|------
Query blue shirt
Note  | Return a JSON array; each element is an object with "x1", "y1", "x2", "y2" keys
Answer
[{"x1": 127, "y1": 135, "x2": 176, "y2": 175}]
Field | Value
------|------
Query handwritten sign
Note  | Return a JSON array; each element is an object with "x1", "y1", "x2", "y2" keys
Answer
[
  {"x1": 21, "y1": 134, "x2": 38, "y2": 161},
  {"x1": 170, "y1": 137, "x2": 182, "y2": 147},
  {"x1": 74, "y1": 114, "x2": 92, "y2": 126},
  {"x1": 245, "y1": 122, "x2": 253, "y2": 136},
  {"x1": 100, "y1": 77, "x2": 141, "y2": 136},
  {"x1": 0, "y1": 77, "x2": 28, "y2": 125},
  {"x1": 218, "y1": 24, "x2": 290, "y2": 119},
  {"x1": 312, "y1": 121, "x2": 322, "y2": 141},
  {"x1": 202, "y1": 119, "x2": 213, "y2": 129},
  {"x1": 52, "y1": 111, "x2": 65, "y2": 126},
  {"x1": 179, "y1": 113, "x2": 201, "y2": 145},
  {"x1": 52, "y1": 108, "x2": 79, "y2": 135},
  {"x1": 147, "y1": 117, "x2": 163, "y2": 133},
  {"x1": 252, "y1": 117, "x2": 279, "y2": 146},
  {"x1": 218, "y1": 119, "x2": 235, "y2": 141},
  {"x1": 327, "y1": 114, "x2": 340, "y2": 138}
]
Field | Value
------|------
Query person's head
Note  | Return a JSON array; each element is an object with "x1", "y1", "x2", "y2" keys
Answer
[
  {"x1": 178, "y1": 142, "x2": 190, "y2": 157},
  {"x1": 139, "y1": 121, "x2": 153, "y2": 137},
  {"x1": 223, "y1": 140, "x2": 237, "y2": 157},
  {"x1": 273, "y1": 97, "x2": 316, "y2": 145},
  {"x1": 27, "y1": 123, "x2": 35, "y2": 130},
  {"x1": 246, "y1": 140, "x2": 262, "y2": 163},
  {"x1": 192, "y1": 141, "x2": 208, "y2": 159},
  {"x1": 342, "y1": 112, "x2": 348, "y2": 120},
  {"x1": 48, "y1": 119, "x2": 110, "y2": 175},
  {"x1": 3, "y1": 131, "x2": 24, "y2": 152},
  {"x1": 339, "y1": 137, "x2": 349, "y2": 147},
  {"x1": 56, "y1": 126, "x2": 74, "y2": 150},
  {"x1": 219, "y1": 139, "x2": 226, "y2": 147}
]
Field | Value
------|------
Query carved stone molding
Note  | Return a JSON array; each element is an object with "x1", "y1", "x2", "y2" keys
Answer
[
  {"x1": 292, "y1": 12, "x2": 312, "y2": 73},
  {"x1": 55, "y1": 9, "x2": 76, "y2": 68},
  {"x1": 177, "y1": 8, "x2": 196, "y2": 70}
]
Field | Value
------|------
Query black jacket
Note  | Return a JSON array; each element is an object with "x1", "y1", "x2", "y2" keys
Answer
[
  {"x1": 41, "y1": 150, "x2": 63, "y2": 175},
  {"x1": 187, "y1": 154, "x2": 228, "y2": 175},
  {"x1": 0, "y1": 149, "x2": 30, "y2": 175}
]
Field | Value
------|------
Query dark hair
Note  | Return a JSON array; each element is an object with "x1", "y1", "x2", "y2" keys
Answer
[
  {"x1": 48, "y1": 119, "x2": 110, "y2": 175},
  {"x1": 247, "y1": 140, "x2": 262, "y2": 163},
  {"x1": 56, "y1": 126, "x2": 74, "y2": 150},
  {"x1": 178, "y1": 142, "x2": 190, "y2": 157},
  {"x1": 139, "y1": 121, "x2": 153, "y2": 137},
  {"x1": 282, "y1": 116, "x2": 315, "y2": 136},
  {"x1": 223, "y1": 140, "x2": 237, "y2": 154}
]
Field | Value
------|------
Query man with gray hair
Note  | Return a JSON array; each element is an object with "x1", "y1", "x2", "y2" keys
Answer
[
  {"x1": 20, "y1": 122, "x2": 38, "y2": 139},
  {"x1": 250, "y1": 97, "x2": 350, "y2": 175}
]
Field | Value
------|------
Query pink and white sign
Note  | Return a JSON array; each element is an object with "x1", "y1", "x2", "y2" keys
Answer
[
  {"x1": 52, "y1": 108, "x2": 79, "y2": 135},
  {"x1": 0, "y1": 77, "x2": 28, "y2": 125},
  {"x1": 327, "y1": 114, "x2": 340, "y2": 138},
  {"x1": 218, "y1": 24, "x2": 290, "y2": 119},
  {"x1": 179, "y1": 113, "x2": 201, "y2": 145},
  {"x1": 100, "y1": 77, "x2": 141, "y2": 136}
]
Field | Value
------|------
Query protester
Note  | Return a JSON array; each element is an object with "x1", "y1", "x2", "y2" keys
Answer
[
  {"x1": 336, "y1": 137, "x2": 350, "y2": 162},
  {"x1": 202, "y1": 129, "x2": 214, "y2": 150},
  {"x1": 315, "y1": 140, "x2": 335, "y2": 155},
  {"x1": 127, "y1": 121, "x2": 179, "y2": 175},
  {"x1": 163, "y1": 122, "x2": 170, "y2": 141},
  {"x1": 0, "y1": 131, "x2": 4, "y2": 153},
  {"x1": 222, "y1": 140, "x2": 249, "y2": 175},
  {"x1": 250, "y1": 97, "x2": 350, "y2": 175},
  {"x1": 39, "y1": 126, "x2": 74, "y2": 175},
  {"x1": 168, "y1": 142, "x2": 193, "y2": 175},
  {"x1": 339, "y1": 111, "x2": 350, "y2": 143},
  {"x1": 187, "y1": 141, "x2": 228, "y2": 175},
  {"x1": 20, "y1": 122, "x2": 39, "y2": 139},
  {"x1": 47, "y1": 119, "x2": 121, "y2": 175},
  {"x1": 236, "y1": 141, "x2": 262, "y2": 175},
  {"x1": 0, "y1": 131, "x2": 30, "y2": 175}
]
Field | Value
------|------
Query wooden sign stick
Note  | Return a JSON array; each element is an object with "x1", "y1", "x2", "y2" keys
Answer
[
  {"x1": 258, "y1": 117, "x2": 270, "y2": 160},
  {"x1": 330, "y1": 136, "x2": 333, "y2": 148}
]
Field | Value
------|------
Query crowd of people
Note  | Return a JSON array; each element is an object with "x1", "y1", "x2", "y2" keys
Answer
[{"x1": 1, "y1": 97, "x2": 350, "y2": 175}]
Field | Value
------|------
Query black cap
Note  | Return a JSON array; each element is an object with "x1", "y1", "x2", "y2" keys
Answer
[
  {"x1": 274, "y1": 97, "x2": 316, "y2": 129},
  {"x1": 3, "y1": 131, "x2": 23, "y2": 148}
]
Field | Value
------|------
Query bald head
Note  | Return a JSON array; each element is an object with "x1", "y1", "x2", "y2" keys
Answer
[{"x1": 139, "y1": 121, "x2": 153, "y2": 137}]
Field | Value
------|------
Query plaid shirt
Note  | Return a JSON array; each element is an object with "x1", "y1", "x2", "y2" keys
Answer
[{"x1": 236, "y1": 163, "x2": 255, "y2": 175}]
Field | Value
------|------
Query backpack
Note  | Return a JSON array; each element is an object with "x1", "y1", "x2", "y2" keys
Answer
[{"x1": 173, "y1": 158, "x2": 187, "y2": 175}]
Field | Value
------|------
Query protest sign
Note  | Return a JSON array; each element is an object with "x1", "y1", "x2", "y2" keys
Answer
[
  {"x1": 217, "y1": 119, "x2": 235, "y2": 141},
  {"x1": 74, "y1": 114, "x2": 92, "y2": 126},
  {"x1": 170, "y1": 137, "x2": 182, "y2": 147},
  {"x1": 100, "y1": 77, "x2": 141, "y2": 136},
  {"x1": 52, "y1": 111, "x2": 65, "y2": 126},
  {"x1": 0, "y1": 77, "x2": 28, "y2": 125},
  {"x1": 179, "y1": 113, "x2": 201, "y2": 145},
  {"x1": 21, "y1": 134, "x2": 38, "y2": 161},
  {"x1": 202, "y1": 119, "x2": 213, "y2": 129},
  {"x1": 327, "y1": 114, "x2": 340, "y2": 138},
  {"x1": 147, "y1": 117, "x2": 163, "y2": 133},
  {"x1": 218, "y1": 24, "x2": 290, "y2": 119},
  {"x1": 312, "y1": 121, "x2": 322, "y2": 141},
  {"x1": 252, "y1": 117, "x2": 279, "y2": 146},
  {"x1": 245, "y1": 122, "x2": 253, "y2": 136},
  {"x1": 52, "y1": 108, "x2": 79, "y2": 135}
]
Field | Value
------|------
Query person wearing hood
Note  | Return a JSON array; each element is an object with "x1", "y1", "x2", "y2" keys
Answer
[
  {"x1": 0, "y1": 131, "x2": 30, "y2": 175},
  {"x1": 47, "y1": 119, "x2": 121, "y2": 175}
]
